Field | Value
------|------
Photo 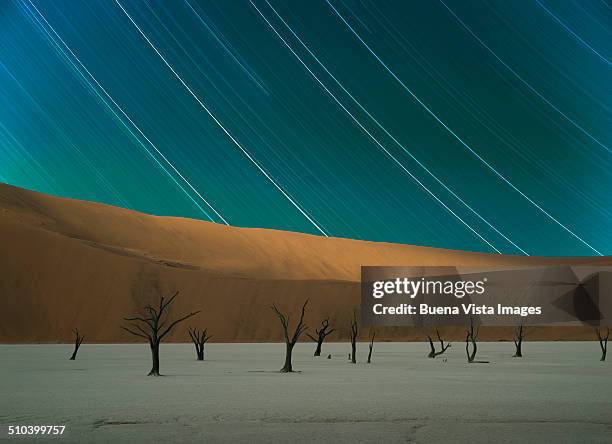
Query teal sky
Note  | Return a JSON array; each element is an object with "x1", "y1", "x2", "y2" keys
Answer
[{"x1": 0, "y1": 0, "x2": 610, "y2": 256}]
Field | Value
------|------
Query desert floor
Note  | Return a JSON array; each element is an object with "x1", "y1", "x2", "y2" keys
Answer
[{"x1": 1, "y1": 342, "x2": 611, "y2": 443}]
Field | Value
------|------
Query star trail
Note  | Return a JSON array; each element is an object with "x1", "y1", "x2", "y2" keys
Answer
[
  {"x1": 0, "y1": 0, "x2": 610, "y2": 255},
  {"x1": 325, "y1": 0, "x2": 605, "y2": 255},
  {"x1": 251, "y1": 0, "x2": 527, "y2": 255},
  {"x1": 24, "y1": 0, "x2": 228, "y2": 224}
]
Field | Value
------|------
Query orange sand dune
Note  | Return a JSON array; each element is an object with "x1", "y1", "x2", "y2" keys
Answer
[{"x1": 0, "y1": 183, "x2": 609, "y2": 343}]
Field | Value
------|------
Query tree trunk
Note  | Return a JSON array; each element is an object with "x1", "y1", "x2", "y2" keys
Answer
[
  {"x1": 514, "y1": 340, "x2": 523, "y2": 358},
  {"x1": 314, "y1": 340, "x2": 322, "y2": 357},
  {"x1": 69, "y1": 330, "x2": 83, "y2": 360},
  {"x1": 281, "y1": 343, "x2": 294, "y2": 372},
  {"x1": 427, "y1": 336, "x2": 436, "y2": 358},
  {"x1": 470, "y1": 339, "x2": 477, "y2": 363},
  {"x1": 466, "y1": 334, "x2": 477, "y2": 363},
  {"x1": 367, "y1": 331, "x2": 375, "y2": 364},
  {"x1": 596, "y1": 328, "x2": 608, "y2": 362},
  {"x1": 149, "y1": 342, "x2": 161, "y2": 376},
  {"x1": 513, "y1": 324, "x2": 524, "y2": 358},
  {"x1": 194, "y1": 343, "x2": 204, "y2": 361}
]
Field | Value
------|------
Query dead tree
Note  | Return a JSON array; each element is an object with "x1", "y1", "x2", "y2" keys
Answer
[
  {"x1": 466, "y1": 317, "x2": 478, "y2": 363},
  {"x1": 271, "y1": 299, "x2": 309, "y2": 373},
  {"x1": 367, "y1": 329, "x2": 376, "y2": 364},
  {"x1": 121, "y1": 291, "x2": 200, "y2": 376},
  {"x1": 513, "y1": 322, "x2": 526, "y2": 358},
  {"x1": 349, "y1": 310, "x2": 358, "y2": 364},
  {"x1": 426, "y1": 329, "x2": 451, "y2": 358},
  {"x1": 188, "y1": 327, "x2": 212, "y2": 361},
  {"x1": 69, "y1": 328, "x2": 84, "y2": 360},
  {"x1": 596, "y1": 327, "x2": 610, "y2": 361},
  {"x1": 306, "y1": 318, "x2": 335, "y2": 356}
]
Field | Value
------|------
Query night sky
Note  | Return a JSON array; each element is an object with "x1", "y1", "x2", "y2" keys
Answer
[{"x1": 0, "y1": 0, "x2": 610, "y2": 256}]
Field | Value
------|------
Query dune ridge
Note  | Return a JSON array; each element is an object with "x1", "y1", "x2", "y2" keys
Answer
[{"x1": 1, "y1": 183, "x2": 609, "y2": 343}]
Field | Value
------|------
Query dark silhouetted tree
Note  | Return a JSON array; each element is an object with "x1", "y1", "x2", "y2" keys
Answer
[
  {"x1": 271, "y1": 299, "x2": 309, "y2": 373},
  {"x1": 367, "y1": 329, "x2": 376, "y2": 364},
  {"x1": 427, "y1": 329, "x2": 451, "y2": 358},
  {"x1": 121, "y1": 291, "x2": 200, "y2": 376},
  {"x1": 513, "y1": 322, "x2": 526, "y2": 358},
  {"x1": 466, "y1": 317, "x2": 478, "y2": 363},
  {"x1": 69, "y1": 328, "x2": 84, "y2": 360},
  {"x1": 188, "y1": 327, "x2": 212, "y2": 361},
  {"x1": 306, "y1": 318, "x2": 335, "y2": 356},
  {"x1": 349, "y1": 310, "x2": 358, "y2": 364},
  {"x1": 596, "y1": 327, "x2": 610, "y2": 361}
]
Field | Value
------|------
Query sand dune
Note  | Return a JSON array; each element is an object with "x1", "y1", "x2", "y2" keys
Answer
[{"x1": 0, "y1": 183, "x2": 609, "y2": 343}]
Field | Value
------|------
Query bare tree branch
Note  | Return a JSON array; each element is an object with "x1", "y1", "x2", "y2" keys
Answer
[
  {"x1": 159, "y1": 311, "x2": 201, "y2": 340},
  {"x1": 121, "y1": 326, "x2": 149, "y2": 340}
]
